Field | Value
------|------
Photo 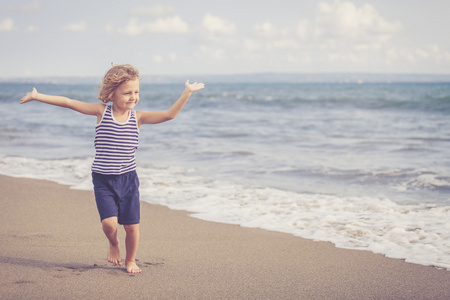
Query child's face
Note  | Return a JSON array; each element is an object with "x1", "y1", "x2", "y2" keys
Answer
[{"x1": 111, "y1": 78, "x2": 140, "y2": 111}]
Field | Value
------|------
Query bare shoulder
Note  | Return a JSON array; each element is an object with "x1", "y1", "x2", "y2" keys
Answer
[
  {"x1": 94, "y1": 102, "x2": 107, "y2": 111},
  {"x1": 135, "y1": 110, "x2": 149, "y2": 122}
]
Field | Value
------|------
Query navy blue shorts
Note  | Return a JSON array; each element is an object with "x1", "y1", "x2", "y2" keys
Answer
[{"x1": 92, "y1": 171, "x2": 140, "y2": 225}]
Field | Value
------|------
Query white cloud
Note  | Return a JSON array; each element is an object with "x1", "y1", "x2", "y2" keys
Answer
[
  {"x1": 20, "y1": 0, "x2": 41, "y2": 13},
  {"x1": 5, "y1": 0, "x2": 41, "y2": 14},
  {"x1": 62, "y1": 21, "x2": 88, "y2": 32},
  {"x1": 297, "y1": 20, "x2": 308, "y2": 40},
  {"x1": 243, "y1": 38, "x2": 261, "y2": 51},
  {"x1": 327, "y1": 52, "x2": 360, "y2": 63},
  {"x1": 431, "y1": 45, "x2": 440, "y2": 54},
  {"x1": 314, "y1": 0, "x2": 402, "y2": 43},
  {"x1": 354, "y1": 43, "x2": 380, "y2": 52},
  {"x1": 415, "y1": 48, "x2": 429, "y2": 59},
  {"x1": 445, "y1": 52, "x2": 450, "y2": 62},
  {"x1": 169, "y1": 52, "x2": 177, "y2": 62},
  {"x1": 386, "y1": 48, "x2": 398, "y2": 60},
  {"x1": 246, "y1": 21, "x2": 298, "y2": 53},
  {"x1": 197, "y1": 44, "x2": 225, "y2": 60},
  {"x1": 273, "y1": 38, "x2": 300, "y2": 50},
  {"x1": 0, "y1": 18, "x2": 14, "y2": 32},
  {"x1": 199, "y1": 13, "x2": 238, "y2": 48},
  {"x1": 104, "y1": 23, "x2": 114, "y2": 34},
  {"x1": 383, "y1": 44, "x2": 450, "y2": 68},
  {"x1": 153, "y1": 55, "x2": 163, "y2": 63},
  {"x1": 152, "y1": 53, "x2": 177, "y2": 63},
  {"x1": 202, "y1": 13, "x2": 236, "y2": 36},
  {"x1": 119, "y1": 16, "x2": 189, "y2": 35},
  {"x1": 119, "y1": 19, "x2": 141, "y2": 35},
  {"x1": 130, "y1": 4, "x2": 175, "y2": 18},
  {"x1": 409, "y1": 45, "x2": 449, "y2": 63},
  {"x1": 26, "y1": 25, "x2": 38, "y2": 32},
  {"x1": 150, "y1": 16, "x2": 189, "y2": 33},
  {"x1": 254, "y1": 22, "x2": 277, "y2": 37},
  {"x1": 196, "y1": 13, "x2": 239, "y2": 61},
  {"x1": 405, "y1": 52, "x2": 416, "y2": 63},
  {"x1": 236, "y1": 0, "x2": 407, "y2": 71}
]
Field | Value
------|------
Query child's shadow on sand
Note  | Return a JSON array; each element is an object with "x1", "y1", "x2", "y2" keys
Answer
[
  {"x1": 0, "y1": 255, "x2": 127, "y2": 275},
  {"x1": 0, "y1": 256, "x2": 164, "y2": 277}
]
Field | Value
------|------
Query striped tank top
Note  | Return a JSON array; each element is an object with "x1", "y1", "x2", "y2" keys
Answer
[{"x1": 91, "y1": 105, "x2": 139, "y2": 175}]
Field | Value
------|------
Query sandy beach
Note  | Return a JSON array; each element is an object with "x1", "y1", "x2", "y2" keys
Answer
[{"x1": 1, "y1": 174, "x2": 449, "y2": 299}]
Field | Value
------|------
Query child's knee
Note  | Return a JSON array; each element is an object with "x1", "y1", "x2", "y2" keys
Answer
[
  {"x1": 124, "y1": 224, "x2": 139, "y2": 234},
  {"x1": 102, "y1": 216, "x2": 118, "y2": 230}
]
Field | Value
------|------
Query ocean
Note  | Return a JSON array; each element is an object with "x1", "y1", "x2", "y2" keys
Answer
[{"x1": 1, "y1": 81, "x2": 449, "y2": 269}]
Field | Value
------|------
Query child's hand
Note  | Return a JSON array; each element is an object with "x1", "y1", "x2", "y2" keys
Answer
[
  {"x1": 20, "y1": 88, "x2": 38, "y2": 104},
  {"x1": 185, "y1": 80, "x2": 205, "y2": 93}
]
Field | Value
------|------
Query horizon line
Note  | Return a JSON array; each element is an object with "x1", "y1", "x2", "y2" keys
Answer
[{"x1": 2, "y1": 72, "x2": 450, "y2": 84}]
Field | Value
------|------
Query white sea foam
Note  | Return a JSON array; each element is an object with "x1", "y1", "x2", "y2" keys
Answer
[
  {"x1": 404, "y1": 173, "x2": 450, "y2": 190},
  {"x1": 0, "y1": 156, "x2": 94, "y2": 189},
  {"x1": 1, "y1": 155, "x2": 449, "y2": 269}
]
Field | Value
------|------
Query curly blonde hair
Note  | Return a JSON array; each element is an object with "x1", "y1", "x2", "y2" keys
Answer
[{"x1": 98, "y1": 64, "x2": 140, "y2": 103}]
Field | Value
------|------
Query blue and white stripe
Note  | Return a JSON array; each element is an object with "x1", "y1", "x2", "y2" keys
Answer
[{"x1": 91, "y1": 105, "x2": 139, "y2": 175}]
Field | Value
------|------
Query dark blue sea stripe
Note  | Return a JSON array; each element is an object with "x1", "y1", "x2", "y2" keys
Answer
[{"x1": 91, "y1": 105, "x2": 139, "y2": 175}]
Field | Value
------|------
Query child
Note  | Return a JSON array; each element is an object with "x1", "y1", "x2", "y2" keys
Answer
[{"x1": 20, "y1": 64, "x2": 205, "y2": 273}]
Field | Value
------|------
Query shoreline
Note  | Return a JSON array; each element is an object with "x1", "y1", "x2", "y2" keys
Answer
[{"x1": 1, "y1": 174, "x2": 449, "y2": 299}]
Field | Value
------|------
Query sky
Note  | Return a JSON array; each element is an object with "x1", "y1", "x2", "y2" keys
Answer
[{"x1": 1, "y1": 0, "x2": 449, "y2": 78}]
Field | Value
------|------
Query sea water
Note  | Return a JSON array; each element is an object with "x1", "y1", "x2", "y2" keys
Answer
[{"x1": 1, "y1": 81, "x2": 449, "y2": 269}]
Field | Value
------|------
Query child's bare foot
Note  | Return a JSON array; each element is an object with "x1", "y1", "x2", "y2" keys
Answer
[
  {"x1": 126, "y1": 261, "x2": 141, "y2": 273},
  {"x1": 108, "y1": 244, "x2": 122, "y2": 266}
]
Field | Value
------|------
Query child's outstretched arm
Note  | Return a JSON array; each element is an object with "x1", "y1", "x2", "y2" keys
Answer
[
  {"x1": 20, "y1": 88, "x2": 105, "y2": 117},
  {"x1": 137, "y1": 80, "x2": 205, "y2": 126}
]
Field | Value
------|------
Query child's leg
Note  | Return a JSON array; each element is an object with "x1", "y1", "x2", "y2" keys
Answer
[
  {"x1": 124, "y1": 224, "x2": 141, "y2": 273},
  {"x1": 102, "y1": 216, "x2": 122, "y2": 266}
]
